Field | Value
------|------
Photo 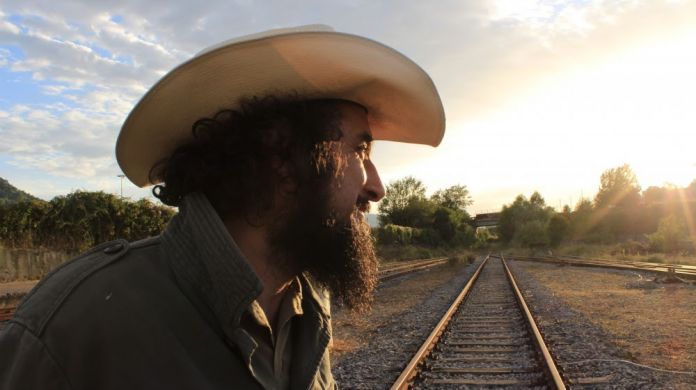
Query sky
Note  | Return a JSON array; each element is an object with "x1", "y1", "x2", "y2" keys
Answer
[{"x1": 1, "y1": 0, "x2": 695, "y2": 214}]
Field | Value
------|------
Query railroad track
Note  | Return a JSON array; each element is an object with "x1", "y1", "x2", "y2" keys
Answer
[
  {"x1": 391, "y1": 254, "x2": 565, "y2": 389},
  {"x1": 512, "y1": 254, "x2": 696, "y2": 280},
  {"x1": 379, "y1": 257, "x2": 449, "y2": 281},
  {"x1": 0, "y1": 307, "x2": 14, "y2": 322}
]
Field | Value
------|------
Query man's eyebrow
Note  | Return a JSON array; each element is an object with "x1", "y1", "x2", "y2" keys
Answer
[{"x1": 359, "y1": 132, "x2": 373, "y2": 143}]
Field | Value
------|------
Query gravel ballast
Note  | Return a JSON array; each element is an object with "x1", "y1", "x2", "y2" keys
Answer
[
  {"x1": 509, "y1": 260, "x2": 696, "y2": 389},
  {"x1": 332, "y1": 258, "x2": 481, "y2": 389}
]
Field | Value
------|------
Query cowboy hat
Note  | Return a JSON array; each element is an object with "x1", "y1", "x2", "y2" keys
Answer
[{"x1": 116, "y1": 25, "x2": 445, "y2": 186}]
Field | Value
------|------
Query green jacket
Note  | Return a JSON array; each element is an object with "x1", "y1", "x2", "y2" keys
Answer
[{"x1": 0, "y1": 193, "x2": 336, "y2": 389}]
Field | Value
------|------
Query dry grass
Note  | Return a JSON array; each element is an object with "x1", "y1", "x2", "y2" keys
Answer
[
  {"x1": 330, "y1": 262, "x2": 467, "y2": 362},
  {"x1": 520, "y1": 262, "x2": 696, "y2": 373},
  {"x1": 556, "y1": 243, "x2": 696, "y2": 266}
]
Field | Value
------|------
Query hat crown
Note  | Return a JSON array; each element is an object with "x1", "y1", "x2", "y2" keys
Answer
[
  {"x1": 196, "y1": 24, "x2": 335, "y2": 57},
  {"x1": 117, "y1": 25, "x2": 445, "y2": 187}
]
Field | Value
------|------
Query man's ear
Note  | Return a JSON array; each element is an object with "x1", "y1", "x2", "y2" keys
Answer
[{"x1": 272, "y1": 156, "x2": 298, "y2": 195}]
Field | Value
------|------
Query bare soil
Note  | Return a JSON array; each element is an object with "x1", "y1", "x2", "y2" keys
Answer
[
  {"x1": 0, "y1": 280, "x2": 37, "y2": 308},
  {"x1": 518, "y1": 261, "x2": 696, "y2": 373}
]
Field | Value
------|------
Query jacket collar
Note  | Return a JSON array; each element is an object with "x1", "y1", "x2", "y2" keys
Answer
[
  {"x1": 161, "y1": 192, "x2": 263, "y2": 330},
  {"x1": 299, "y1": 272, "x2": 331, "y2": 319},
  {"x1": 160, "y1": 193, "x2": 331, "y2": 330}
]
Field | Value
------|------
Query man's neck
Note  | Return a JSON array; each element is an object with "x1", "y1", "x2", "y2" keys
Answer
[{"x1": 224, "y1": 217, "x2": 294, "y2": 328}]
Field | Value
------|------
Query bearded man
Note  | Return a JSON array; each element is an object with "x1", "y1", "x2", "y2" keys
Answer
[{"x1": 0, "y1": 25, "x2": 444, "y2": 389}]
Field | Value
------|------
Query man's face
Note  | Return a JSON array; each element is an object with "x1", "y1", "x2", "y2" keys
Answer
[
  {"x1": 329, "y1": 102, "x2": 386, "y2": 221},
  {"x1": 269, "y1": 101, "x2": 385, "y2": 312}
]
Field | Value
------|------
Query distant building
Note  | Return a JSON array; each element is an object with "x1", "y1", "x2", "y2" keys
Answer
[{"x1": 473, "y1": 212, "x2": 501, "y2": 229}]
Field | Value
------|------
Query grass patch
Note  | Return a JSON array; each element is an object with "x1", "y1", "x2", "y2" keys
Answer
[
  {"x1": 376, "y1": 243, "x2": 478, "y2": 264},
  {"x1": 554, "y1": 243, "x2": 696, "y2": 266},
  {"x1": 520, "y1": 262, "x2": 696, "y2": 373}
]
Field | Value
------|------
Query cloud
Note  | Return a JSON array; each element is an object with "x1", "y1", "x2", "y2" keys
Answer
[
  {"x1": 0, "y1": 103, "x2": 118, "y2": 177},
  {"x1": 419, "y1": 0, "x2": 696, "y2": 123},
  {"x1": 0, "y1": 0, "x2": 694, "y2": 201},
  {"x1": 0, "y1": 47, "x2": 10, "y2": 66}
]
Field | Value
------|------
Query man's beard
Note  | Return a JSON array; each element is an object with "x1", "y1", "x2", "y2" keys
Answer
[{"x1": 269, "y1": 195, "x2": 378, "y2": 313}]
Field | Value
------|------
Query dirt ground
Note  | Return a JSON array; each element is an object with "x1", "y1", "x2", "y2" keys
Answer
[
  {"x1": 331, "y1": 261, "x2": 468, "y2": 363},
  {"x1": 518, "y1": 261, "x2": 696, "y2": 373},
  {"x1": 0, "y1": 280, "x2": 37, "y2": 308}
]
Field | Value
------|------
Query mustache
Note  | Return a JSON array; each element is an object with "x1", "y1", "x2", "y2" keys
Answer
[{"x1": 356, "y1": 196, "x2": 371, "y2": 213}]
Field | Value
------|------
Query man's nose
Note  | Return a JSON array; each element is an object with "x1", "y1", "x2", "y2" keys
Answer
[{"x1": 363, "y1": 159, "x2": 386, "y2": 202}]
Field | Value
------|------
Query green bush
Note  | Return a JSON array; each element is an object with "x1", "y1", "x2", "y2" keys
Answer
[
  {"x1": 0, "y1": 191, "x2": 175, "y2": 253},
  {"x1": 474, "y1": 228, "x2": 494, "y2": 249},
  {"x1": 645, "y1": 255, "x2": 665, "y2": 263},
  {"x1": 432, "y1": 207, "x2": 457, "y2": 242},
  {"x1": 611, "y1": 240, "x2": 649, "y2": 256},
  {"x1": 414, "y1": 228, "x2": 442, "y2": 246},
  {"x1": 514, "y1": 220, "x2": 549, "y2": 248},
  {"x1": 454, "y1": 224, "x2": 477, "y2": 247},
  {"x1": 647, "y1": 215, "x2": 687, "y2": 253},
  {"x1": 377, "y1": 224, "x2": 418, "y2": 245}
]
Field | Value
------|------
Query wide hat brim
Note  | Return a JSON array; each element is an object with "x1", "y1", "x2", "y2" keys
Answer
[{"x1": 116, "y1": 25, "x2": 446, "y2": 187}]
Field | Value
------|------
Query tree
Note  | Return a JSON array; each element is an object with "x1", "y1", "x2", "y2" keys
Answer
[
  {"x1": 431, "y1": 185, "x2": 472, "y2": 212},
  {"x1": 396, "y1": 197, "x2": 437, "y2": 228},
  {"x1": 514, "y1": 220, "x2": 549, "y2": 248},
  {"x1": 648, "y1": 214, "x2": 687, "y2": 253},
  {"x1": 498, "y1": 195, "x2": 525, "y2": 243},
  {"x1": 455, "y1": 224, "x2": 477, "y2": 247},
  {"x1": 498, "y1": 192, "x2": 553, "y2": 244},
  {"x1": 642, "y1": 186, "x2": 668, "y2": 205},
  {"x1": 593, "y1": 164, "x2": 642, "y2": 239},
  {"x1": 594, "y1": 164, "x2": 641, "y2": 209},
  {"x1": 688, "y1": 180, "x2": 696, "y2": 199},
  {"x1": 432, "y1": 207, "x2": 457, "y2": 242},
  {"x1": 570, "y1": 198, "x2": 593, "y2": 241},
  {"x1": 548, "y1": 213, "x2": 570, "y2": 247},
  {"x1": 378, "y1": 176, "x2": 427, "y2": 226}
]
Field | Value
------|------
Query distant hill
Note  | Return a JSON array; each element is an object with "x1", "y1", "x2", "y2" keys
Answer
[
  {"x1": 0, "y1": 177, "x2": 38, "y2": 204},
  {"x1": 367, "y1": 213, "x2": 379, "y2": 228}
]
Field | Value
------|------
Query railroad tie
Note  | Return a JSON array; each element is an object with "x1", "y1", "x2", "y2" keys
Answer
[
  {"x1": 429, "y1": 366, "x2": 540, "y2": 374},
  {"x1": 425, "y1": 377, "x2": 544, "y2": 386}
]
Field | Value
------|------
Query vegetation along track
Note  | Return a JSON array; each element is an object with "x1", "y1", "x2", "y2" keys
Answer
[{"x1": 391, "y1": 254, "x2": 565, "y2": 389}]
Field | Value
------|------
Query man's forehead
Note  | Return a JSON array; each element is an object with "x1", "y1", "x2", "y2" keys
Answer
[{"x1": 335, "y1": 101, "x2": 373, "y2": 141}]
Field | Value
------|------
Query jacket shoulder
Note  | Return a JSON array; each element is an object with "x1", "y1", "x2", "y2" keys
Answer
[{"x1": 11, "y1": 236, "x2": 161, "y2": 336}]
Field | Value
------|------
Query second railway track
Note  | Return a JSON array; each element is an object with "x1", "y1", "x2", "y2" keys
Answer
[{"x1": 392, "y1": 254, "x2": 565, "y2": 389}]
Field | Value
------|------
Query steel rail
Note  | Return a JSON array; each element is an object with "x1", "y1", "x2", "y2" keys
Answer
[
  {"x1": 379, "y1": 257, "x2": 449, "y2": 282},
  {"x1": 379, "y1": 257, "x2": 447, "y2": 273},
  {"x1": 390, "y1": 254, "x2": 491, "y2": 390},
  {"x1": 512, "y1": 255, "x2": 696, "y2": 280},
  {"x1": 0, "y1": 307, "x2": 14, "y2": 322},
  {"x1": 501, "y1": 254, "x2": 566, "y2": 389}
]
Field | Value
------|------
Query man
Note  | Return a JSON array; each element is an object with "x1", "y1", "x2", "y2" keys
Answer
[{"x1": 0, "y1": 25, "x2": 444, "y2": 389}]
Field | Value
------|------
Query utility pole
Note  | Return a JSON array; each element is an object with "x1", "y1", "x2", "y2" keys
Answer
[{"x1": 117, "y1": 174, "x2": 125, "y2": 198}]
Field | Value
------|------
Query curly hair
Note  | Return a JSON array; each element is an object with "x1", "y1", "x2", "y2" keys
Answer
[{"x1": 150, "y1": 95, "x2": 346, "y2": 220}]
